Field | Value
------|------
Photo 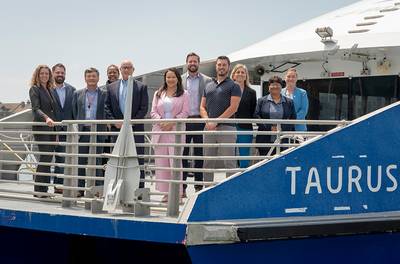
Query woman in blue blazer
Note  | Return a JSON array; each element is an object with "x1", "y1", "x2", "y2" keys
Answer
[
  {"x1": 255, "y1": 76, "x2": 296, "y2": 156},
  {"x1": 281, "y1": 68, "x2": 309, "y2": 131}
]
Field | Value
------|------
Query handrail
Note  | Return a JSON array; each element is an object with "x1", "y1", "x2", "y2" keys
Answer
[
  {"x1": 0, "y1": 118, "x2": 350, "y2": 126},
  {"x1": 0, "y1": 117, "x2": 349, "y2": 217}
]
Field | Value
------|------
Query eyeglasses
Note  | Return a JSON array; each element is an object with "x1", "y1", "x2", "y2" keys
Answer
[{"x1": 121, "y1": 66, "x2": 133, "y2": 70}]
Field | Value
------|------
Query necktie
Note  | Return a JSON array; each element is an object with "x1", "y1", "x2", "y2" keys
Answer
[{"x1": 119, "y1": 80, "x2": 127, "y2": 113}]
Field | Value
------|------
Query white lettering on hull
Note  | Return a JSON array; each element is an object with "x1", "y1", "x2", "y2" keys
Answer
[
  {"x1": 285, "y1": 207, "x2": 308, "y2": 213},
  {"x1": 305, "y1": 167, "x2": 322, "y2": 194},
  {"x1": 286, "y1": 164, "x2": 398, "y2": 195},
  {"x1": 334, "y1": 206, "x2": 351, "y2": 211}
]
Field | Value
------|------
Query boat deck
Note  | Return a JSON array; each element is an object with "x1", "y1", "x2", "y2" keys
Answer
[{"x1": 0, "y1": 172, "x2": 227, "y2": 224}]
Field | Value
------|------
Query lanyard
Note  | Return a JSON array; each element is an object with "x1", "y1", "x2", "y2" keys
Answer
[{"x1": 87, "y1": 91, "x2": 96, "y2": 109}]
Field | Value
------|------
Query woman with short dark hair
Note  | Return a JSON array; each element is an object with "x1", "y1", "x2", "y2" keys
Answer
[{"x1": 255, "y1": 76, "x2": 296, "y2": 156}]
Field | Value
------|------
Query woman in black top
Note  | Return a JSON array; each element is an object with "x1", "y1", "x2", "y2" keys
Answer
[
  {"x1": 29, "y1": 65, "x2": 59, "y2": 197},
  {"x1": 230, "y1": 64, "x2": 257, "y2": 168}
]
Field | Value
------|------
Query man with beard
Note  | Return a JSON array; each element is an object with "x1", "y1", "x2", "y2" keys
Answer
[
  {"x1": 52, "y1": 63, "x2": 76, "y2": 193},
  {"x1": 200, "y1": 56, "x2": 241, "y2": 182},
  {"x1": 181, "y1": 52, "x2": 211, "y2": 197}
]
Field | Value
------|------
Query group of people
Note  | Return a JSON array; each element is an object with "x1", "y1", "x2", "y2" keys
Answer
[{"x1": 29, "y1": 52, "x2": 308, "y2": 201}]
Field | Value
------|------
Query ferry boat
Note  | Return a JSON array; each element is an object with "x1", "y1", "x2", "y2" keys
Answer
[{"x1": 1, "y1": 0, "x2": 400, "y2": 263}]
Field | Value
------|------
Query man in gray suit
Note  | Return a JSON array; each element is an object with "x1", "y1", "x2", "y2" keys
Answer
[
  {"x1": 52, "y1": 63, "x2": 76, "y2": 193},
  {"x1": 181, "y1": 52, "x2": 212, "y2": 196},
  {"x1": 72, "y1": 68, "x2": 112, "y2": 191}
]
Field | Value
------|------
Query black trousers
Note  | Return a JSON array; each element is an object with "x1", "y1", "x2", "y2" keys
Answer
[
  {"x1": 78, "y1": 127, "x2": 104, "y2": 188},
  {"x1": 53, "y1": 132, "x2": 66, "y2": 185},
  {"x1": 182, "y1": 121, "x2": 205, "y2": 191},
  {"x1": 33, "y1": 132, "x2": 56, "y2": 193}
]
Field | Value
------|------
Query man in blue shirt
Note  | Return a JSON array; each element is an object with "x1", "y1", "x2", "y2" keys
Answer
[
  {"x1": 181, "y1": 52, "x2": 212, "y2": 195},
  {"x1": 72, "y1": 68, "x2": 112, "y2": 194},
  {"x1": 105, "y1": 60, "x2": 148, "y2": 188}
]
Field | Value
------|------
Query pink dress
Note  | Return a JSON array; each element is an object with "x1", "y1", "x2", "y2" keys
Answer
[{"x1": 150, "y1": 91, "x2": 190, "y2": 192}]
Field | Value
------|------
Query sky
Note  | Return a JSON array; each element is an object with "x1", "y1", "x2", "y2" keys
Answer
[{"x1": 0, "y1": 0, "x2": 359, "y2": 102}]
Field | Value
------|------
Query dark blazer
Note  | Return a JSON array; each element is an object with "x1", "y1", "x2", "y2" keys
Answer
[
  {"x1": 254, "y1": 95, "x2": 296, "y2": 144},
  {"x1": 236, "y1": 86, "x2": 257, "y2": 130},
  {"x1": 29, "y1": 85, "x2": 58, "y2": 131},
  {"x1": 181, "y1": 73, "x2": 212, "y2": 109},
  {"x1": 72, "y1": 88, "x2": 112, "y2": 139},
  {"x1": 106, "y1": 79, "x2": 148, "y2": 131},
  {"x1": 52, "y1": 83, "x2": 76, "y2": 121}
]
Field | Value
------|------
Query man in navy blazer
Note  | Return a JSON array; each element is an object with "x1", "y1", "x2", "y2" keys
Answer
[
  {"x1": 72, "y1": 68, "x2": 112, "y2": 190},
  {"x1": 52, "y1": 63, "x2": 76, "y2": 192},
  {"x1": 105, "y1": 60, "x2": 149, "y2": 188}
]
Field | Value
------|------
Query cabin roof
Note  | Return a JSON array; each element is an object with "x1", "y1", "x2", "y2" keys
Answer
[{"x1": 229, "y1": 0, "x2": 400, "y2": 63}]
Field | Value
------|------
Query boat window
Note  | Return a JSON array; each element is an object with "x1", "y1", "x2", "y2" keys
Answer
[
  {"x1": 351, "y1": 76, "x2": 398, "y2": 118},
  {"x1": 297, "y1": 78, "x2": 349, "y2": 130},
  {"x1": 262, "y1": 75, "x2": 399, "y2": 131}
]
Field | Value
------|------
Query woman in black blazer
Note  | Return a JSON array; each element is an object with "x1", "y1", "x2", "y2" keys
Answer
[
  {"x1": 255, "y1": 76, "x2": 296, "y2": 156},
  {"x1": 29, "y1": 65, "x2": 59, "y2": 197},
  {"x1": 230, "y1": 64, "x2": 257, "y2": 168}
]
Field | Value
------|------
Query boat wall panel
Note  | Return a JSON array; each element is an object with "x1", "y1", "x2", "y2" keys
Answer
[
  {"x1": 0, "y1": 208, "x2": 187, "y2": 244},
  {"x1": 188, "y1": 102, "x2": 400, "y2": 221}
]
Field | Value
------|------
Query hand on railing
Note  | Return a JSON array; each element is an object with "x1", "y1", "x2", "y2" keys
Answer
[
  {"x1": 160, "y1": 122, "x2": 174, "y2": 131},
  {"x1": 205, "y1": 122, "x2": 217, "y2": 130},
  {"x1": 45, "y1": 117, "x2": 55, "y2": 127}
]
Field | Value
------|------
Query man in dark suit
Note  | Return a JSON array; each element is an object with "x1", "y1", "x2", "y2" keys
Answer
[
  {"x1": 181, "y1": 52, "x2": 212, "y2": 196},
  {"x1": 51, "y1": 63, "x2": 76, "y2": 193},
  {"x1": 72, "y1": 67, "x2": 112, "y2": 190},
  {"x1": 105, "y1": 60, "x2": 148, "y2": 188}
]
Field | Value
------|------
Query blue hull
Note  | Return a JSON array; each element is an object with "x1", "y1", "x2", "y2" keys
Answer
[
  {"x1": 0, "y1": 226, "x2": 191, "y2": 264},
  {"x1": 4, "y1": 225, "x2": 400, "y2": 264},
  {"x1": 188, "y1": 232, "x2": 400, "y2": 264}
]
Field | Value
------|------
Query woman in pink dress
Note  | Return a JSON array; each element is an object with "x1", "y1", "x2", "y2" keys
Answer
[{"x1": 150, "y1": 68, "x2": 190, "y2": 202}]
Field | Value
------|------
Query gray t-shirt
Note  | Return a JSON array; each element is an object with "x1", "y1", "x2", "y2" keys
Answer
[{"x1": 203, "y1": 78, "x2": 241, "y2": 118}]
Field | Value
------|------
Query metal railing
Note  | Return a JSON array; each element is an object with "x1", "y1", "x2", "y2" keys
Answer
[{"x1": 0, "y1": 118, "x2": 350, "y2": 217}]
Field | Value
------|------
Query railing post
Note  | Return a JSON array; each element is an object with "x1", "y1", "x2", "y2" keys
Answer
[
  {"x1": 167, "y1": 122, "x2": 182, "y2": 217},
  {"x1": 84, "y1": 123, "x2": 97, "y2": 209},
  {"x1": 62, "y1": 124, "x2": 78, "y2": 208},
  {"x1": 276, "y1": 123, "x2": 282, "y2": 155}
]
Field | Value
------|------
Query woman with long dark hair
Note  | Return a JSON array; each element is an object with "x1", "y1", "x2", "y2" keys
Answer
[
  {"x1": 29, "y1": 65, "x2": 59, "y2": 197},
  {"x1": 150, "y1": 68, "x2": 190, "y2": 202}
]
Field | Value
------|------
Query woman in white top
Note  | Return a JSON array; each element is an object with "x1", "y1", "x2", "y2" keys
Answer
[{"x1": 150, "y1": 68, "x2": 190, "y2": 202}]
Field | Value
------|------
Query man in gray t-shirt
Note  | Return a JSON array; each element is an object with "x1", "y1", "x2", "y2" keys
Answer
[{"x1": 200, "y1": 56, "x2": 241, "y2": 182}]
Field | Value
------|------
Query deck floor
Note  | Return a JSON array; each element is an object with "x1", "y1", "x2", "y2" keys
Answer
[{"x1": 0, "y1": 173, "x2": 226, "y2": 223}]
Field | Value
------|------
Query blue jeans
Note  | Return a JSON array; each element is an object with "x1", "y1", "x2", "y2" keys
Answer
[{"x1": 236, "y1": 127, "x2": 253, "y2": 168}]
